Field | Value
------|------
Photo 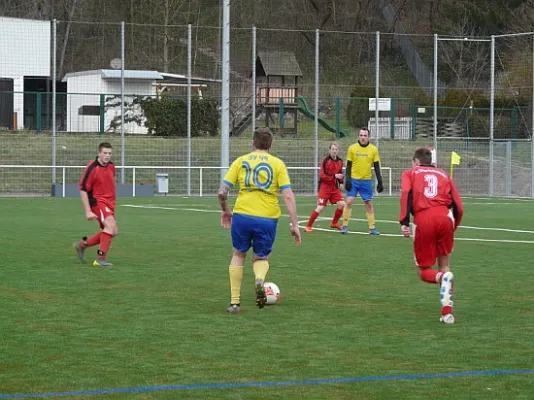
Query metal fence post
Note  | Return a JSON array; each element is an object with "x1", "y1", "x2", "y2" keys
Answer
[
  {"x1": 532, "y1": 33, "x2": 534, "y2": 198},
  {"x1": 220, "y1": 0, "x2": 230, "y2": 180},
  {"x1": 314, "y1": 29, "x2": 320, "y2": 191},
  {"x1": 187, "y1": 24, "x2": 192, "y2": 196},
  {"x1": 252, "y1": 26, "x2": 257, "y2": 135},
  {"x1": 375, "y1": 31, "x2": 380, "y2": 149},
  {"x1": 120, "y1": 21, "x2": 125, "y2": 184},
  {"x1": 433, "y1": 34, "x2": 438, "y2": 163},
  {"x1": 489, "y1": 35, "x2": 495, "y2": 196},
  {"x1": 52, "y1": 19, "x2": 57, "y2": 183}
]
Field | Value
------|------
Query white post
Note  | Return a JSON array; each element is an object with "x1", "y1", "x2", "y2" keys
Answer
[
  {"x1": 187, "y1": 24, "x2": 192, "y2": 196},
  {"x1": 505, "y1": 141, "x2": 512, "y2": 196},
  {"x1": 132, "y1": 167, "x2": 136, "y2": 197},
  {"x1": 314, "y1": 29, "x2": 320, "y2": 191},
  {"x1": 220, "y1": 0, "x2": 230, "y2": 180},
  {"x1": 199, "y1": 168, "x2": 203, "y2": 197},
  {"x1": 388, "y1": 167, "x2": 392, "y2": 197},
  {"x1": 120, "y1": 21, "x2": 126, "y2": 184},
  {"x1": 489, "y1": 35, "x2": 495, "y2": 196},
  {"x1": 62, "y1": 166, "x2": 65, "y2": 197}
]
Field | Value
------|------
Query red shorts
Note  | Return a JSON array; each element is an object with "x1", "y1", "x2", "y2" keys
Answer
[
  {"x1": 91, "y1": 203, "x2": 115, "y2": 229},
  {"x1": 413, "y1": 209, "x2": 455, "y2": 268},
  {"x1": 317, "y1": 187, "x2": 343, "y2": 206}
]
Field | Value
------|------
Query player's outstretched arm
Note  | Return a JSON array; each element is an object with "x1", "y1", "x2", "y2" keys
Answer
[
  {"x1": 218, "y1": 182, "x2": 233, "y2": 229},
  {"x1": 374, "y1": 161, "x2": 384, "y2": 193},
  {"x1": 449, "y1": 179, "x2": 464, "y2": 229},
  {"x1": 399, "y1": 170, "x2": 412, "y2": 229},
  {"x1": 281, "y1": 188, "x2": 301, "y2": 245},
  {"x1": 79, "y1": 190, "x2": 97, "y2": 221}
]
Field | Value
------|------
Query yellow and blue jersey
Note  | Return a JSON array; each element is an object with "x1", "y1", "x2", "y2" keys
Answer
[
  {"x1": 347, "y1": 143, "x2": 380, "y2": 180},
  {"x1": 222, "y1": 151, "x2": 291, "y2": 219}
]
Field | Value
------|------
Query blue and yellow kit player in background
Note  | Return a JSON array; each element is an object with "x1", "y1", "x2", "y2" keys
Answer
[
  {"x1": 342, "y1": 127, "x2": 384, "y2": 235},
  {"x1": 218, "y1": 128, "x2": 301, "y2": 314}
]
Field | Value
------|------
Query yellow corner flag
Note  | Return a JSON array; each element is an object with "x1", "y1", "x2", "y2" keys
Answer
[{"x1": 450, "y1": 151, "x2": 461, "y2": 177}]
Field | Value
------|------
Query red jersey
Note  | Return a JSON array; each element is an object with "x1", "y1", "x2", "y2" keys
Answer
[
  {"x1": 79, "y1": 158, "x2": 116, "y2": 209},
  {"x1": 399, "y1": 165, "x2": 463, "y2": 228},
  {"x1": 318, "y1": 156, "x2": 344, "y2": 190}
]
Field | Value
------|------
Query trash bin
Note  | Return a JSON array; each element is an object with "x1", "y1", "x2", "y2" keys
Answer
[{"x1": 156, "y1": 173, "x2": 169, "y2": 195}]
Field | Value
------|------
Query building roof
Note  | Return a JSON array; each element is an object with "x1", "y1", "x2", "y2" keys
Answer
[
  {"x1": 256, "y1": 51, "x2": 302, "y2": 77},
  {"x1": 62, "y1": 69, "x2": 163, "y2": 82}
]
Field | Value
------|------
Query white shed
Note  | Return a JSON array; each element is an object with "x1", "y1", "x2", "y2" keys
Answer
[
  {"x1": 62, "y1": 69, "x2": 163, "y2": 134},
  {"x1": 0, "y1": 17, "x2": 50, "y2": 130}
]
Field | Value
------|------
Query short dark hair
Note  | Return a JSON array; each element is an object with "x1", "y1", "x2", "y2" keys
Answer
[
  {"x1": 252, "y1": 128, "x2": 273, "y2": 150},
  {"x1": 99, "y1": 142, "x2": 112, "y2": 151},
  {"x1": 413, "y1": 147, "x2": 433, "y2": 165},
  {"x1": 360, "y1": 127, "x2": 370, "y2": 135}
]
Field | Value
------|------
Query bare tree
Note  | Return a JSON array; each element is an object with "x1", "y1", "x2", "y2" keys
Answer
[
  {"x1": 439, "y1": 13, "x2": 490, "y2": 95},
  {"x1": 57, "y1": 0, "x2": 80, "y2": 78}
]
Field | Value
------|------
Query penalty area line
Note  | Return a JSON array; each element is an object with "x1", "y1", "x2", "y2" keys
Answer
[
  {"x1": 123, "y1": 205, "x2": 534, "y2": 243},
  {"x1": 342, "y1": 218, "x2": 534, "y2": 234},
  {"x1": 302, "y1": 218, "x2": 534, "y2": 244}
]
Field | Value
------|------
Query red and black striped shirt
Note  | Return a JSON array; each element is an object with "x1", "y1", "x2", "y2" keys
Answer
[{"x1": 79, "y1": 158, "x2": 116, "y2": 209}]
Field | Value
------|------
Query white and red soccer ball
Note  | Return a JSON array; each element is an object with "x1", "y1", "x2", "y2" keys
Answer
[{"x1": 263, "y1": 282, "x2": 280, "y2": 305}]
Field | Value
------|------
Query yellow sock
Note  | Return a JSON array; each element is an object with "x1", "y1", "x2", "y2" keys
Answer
[
  {"x1": 253, "y1": 260, "x2": 269, "y2": 283},
  {"x1": 366, "y1": 212, "x2": 376, "y2": 229},
  {"x1": 229, "y1": 265, "x2": 243, "y2": 305},
  {"x1": 342, "y1": 208, "x2": 352, "y2": 226}
]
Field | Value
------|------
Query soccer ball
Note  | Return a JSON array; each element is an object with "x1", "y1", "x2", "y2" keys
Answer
[{"x1": 264, "y1": 282, "x2": 280, "y2": 305}]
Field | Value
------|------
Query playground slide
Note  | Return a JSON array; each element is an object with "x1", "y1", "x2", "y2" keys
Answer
[{"x1": 296, "y1": 96, "x2": 349, "y2": 138}]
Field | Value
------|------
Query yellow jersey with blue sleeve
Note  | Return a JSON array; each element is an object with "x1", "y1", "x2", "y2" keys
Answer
[
  {"x1": 347, "y1": 142, "x2": 380, "y2": 180},
  {"x1": 222, "y1": 151, "x2": 291, "y2": 219}
]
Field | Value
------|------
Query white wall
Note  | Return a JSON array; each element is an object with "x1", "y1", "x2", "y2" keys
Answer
[
  {"x1": 65, "y1": 73, "x2": 104, "y2": 133},
  {"x1": 0, "y1": 17, "x2": 50, "y2": 78},
  {"x1": 0, "y1": 17, "x2": 51, "y2": 129},
  {"x1": 65, "y1": 73, "x2": 157, "y2": 134}
]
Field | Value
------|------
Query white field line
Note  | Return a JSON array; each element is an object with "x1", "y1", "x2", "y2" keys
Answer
[{"x1": 121, "y1": 204, "x2": 534, "y2": 244}]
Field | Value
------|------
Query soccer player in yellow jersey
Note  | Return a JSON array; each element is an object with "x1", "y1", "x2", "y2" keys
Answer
[
  {"x1": 218, "y1": 128, "x2": 301, "y2": 314},
  {"x1": 341, "y1": 127, "x2": 384, "y2": 235}
]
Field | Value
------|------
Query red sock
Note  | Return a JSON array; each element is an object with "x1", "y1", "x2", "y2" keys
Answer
[
  {"x1": 81, "y1": 232, "x2": 102, "y2": 248},
  {"x1": 307, "y1": 211, "x2": 319, "y2": 227},
  {"x1": 332, "y1": 208, "x2": 343, "y2": 224},
  {"x1": 419, "y1": 268, "x2": 439, "y2": 284},
  {"x1": 97, "y1": 232, "x2": 113, "y2": 259},
  {"x1": 441, "y1": 305, "x2": 453, "y2": 316}
]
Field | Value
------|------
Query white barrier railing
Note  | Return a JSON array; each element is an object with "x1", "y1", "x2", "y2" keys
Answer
[{"x1": 0, "y1": 165, "x2": 393, "y2": 197}]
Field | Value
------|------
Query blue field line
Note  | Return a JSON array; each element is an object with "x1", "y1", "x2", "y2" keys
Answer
[{"x1": 1, "y1": 369, "x2": 533, "y2": 399}]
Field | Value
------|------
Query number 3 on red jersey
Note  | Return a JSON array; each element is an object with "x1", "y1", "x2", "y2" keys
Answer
[{"x1": 423, "y1": 174, "x2": 438, "y2": 198}]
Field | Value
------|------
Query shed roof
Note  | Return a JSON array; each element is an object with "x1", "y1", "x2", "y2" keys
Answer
[
  {"x1": 62, "y1": 69, "x2": 163, "y2": 82},
  {"x1": 256, "y1": 51, "x2": 302, "y2": 77}
]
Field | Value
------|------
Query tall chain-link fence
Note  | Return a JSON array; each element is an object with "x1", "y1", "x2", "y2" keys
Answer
[{"x1": 0, "y1": 19, "x2": 533, "y2": 197}]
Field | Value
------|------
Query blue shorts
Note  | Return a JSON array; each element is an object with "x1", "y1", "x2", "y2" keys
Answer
[
  {"x1": 231, "y1": 213, "x2": 278, "y2": 257},
  {"x1": 346, "y1": 179, "x2": 373, "y2": 201}
]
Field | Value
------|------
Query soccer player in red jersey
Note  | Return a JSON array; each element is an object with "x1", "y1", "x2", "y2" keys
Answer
[
  {"x1": 399, "y1": 147, "x2": 464, "y2": 324},
  {"x1": 73, "y1": 142, "x2": 117, "y2": 268},
  {"x1": 305, "y1": 142, "x2": 345, "y2": 232}
]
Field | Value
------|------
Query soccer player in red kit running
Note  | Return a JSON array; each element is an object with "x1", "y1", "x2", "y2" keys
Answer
[
  {"x1": 305, "y1": 142, "x2": 345, "y2": 232},
  {"x1": 73, "y1": 142, "x2": 118, "y2": 268},
  {"x1": 399, "y1": 148, "x2": 464, "y2": 324}
]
